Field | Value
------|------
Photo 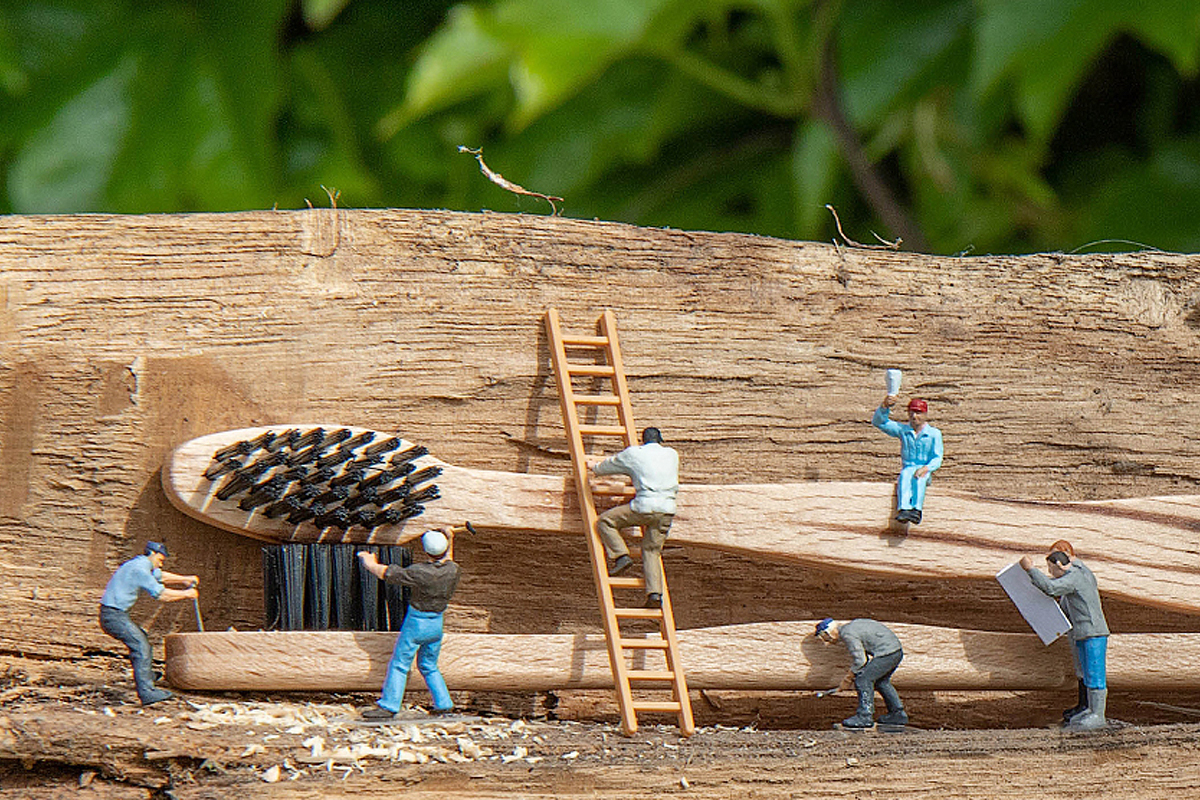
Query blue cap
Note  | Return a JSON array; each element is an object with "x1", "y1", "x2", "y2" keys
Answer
[
  {"x1": 815, "y1": 617, "x2": 834, "y2": 636},
  {"x1": 145, "y1": 541, "x2": 169, "y2": 558}
]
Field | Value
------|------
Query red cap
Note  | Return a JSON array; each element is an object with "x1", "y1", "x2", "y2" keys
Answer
[{"x1": 907, "y1": 398, "x2": 928, "y2": 413}]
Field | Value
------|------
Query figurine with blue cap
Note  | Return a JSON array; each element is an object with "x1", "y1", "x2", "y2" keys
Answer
[
  {"x1": 815, "y1": 616, "x2": 908, "y2": 729},
  {"x1": 99, "y1": 541, "x2": 199, "y2": 705},
  {"x1": 358, "y1": 526, "x2": 463, "y2": 720}
]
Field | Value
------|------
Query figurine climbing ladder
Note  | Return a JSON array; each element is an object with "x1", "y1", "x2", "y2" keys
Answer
[{"x1": 544, "y1": 309, "x2": 694, "y2": 736}]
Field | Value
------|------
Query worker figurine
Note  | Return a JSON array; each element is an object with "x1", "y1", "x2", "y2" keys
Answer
[
  {"x1": 358, "y1": 527, "x2": 461, "y2": 720},
  {"x1": 815, "y1": 617, "x2": 908, "y2": 729},
  {"x1": 592, "y1": 427, "x2": 679, "y2": 609},
  {"x1": 1020, "y1": 541, "x2": 1110, "y2": 730},
  {"x1": 99, "y1": 541, "x2": 199, "y2": 705},
  {"x1": 872, "y1": 395, "x2": 943, "y2": 524}
]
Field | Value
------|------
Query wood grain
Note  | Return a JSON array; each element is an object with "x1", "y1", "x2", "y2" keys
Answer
[
  {"x1": 164, "y1": 622, "x2": 1196, "y2": 693},
  {"x1": 165, "y1": 426, "x2": 1200, "y2": 614},
  {"x1": 3, "y1": 210, "x2": 1200, "y2": 666}
]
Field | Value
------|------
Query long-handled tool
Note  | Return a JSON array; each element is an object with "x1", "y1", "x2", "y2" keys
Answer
[
  {"x1": 190, "y1": 580, "x2": 204, "y2": 632},
  {"x1": 814, "y1": 687, "x2": 840, "y2": 698}
]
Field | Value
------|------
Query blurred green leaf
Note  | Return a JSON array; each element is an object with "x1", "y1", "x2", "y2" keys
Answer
[
  {"x1": 302, "y1": 0, "x2": 353, "y2": 31},
  {"x1": 9, "y1": 56, "x2": 135, "y2": 211},
  {"x1": 838, "y1": 0, "x2": 971, "y2": 126},
  {"x1": 791, "y1": 118, "x2": 840, "y2": 237},
  {"x1": 379, "y1": 4, "x2": 512, "y2": 137}
]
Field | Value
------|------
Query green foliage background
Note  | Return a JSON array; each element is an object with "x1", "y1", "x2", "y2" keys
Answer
[{"x1": 3, "y1": 0, "x2": 1200, "y2": 254}]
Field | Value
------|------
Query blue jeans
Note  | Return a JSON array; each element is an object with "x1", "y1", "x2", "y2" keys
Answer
[
  {"x1": 1075, "y1": 636, "x2": 1108, "y2": 690},
  {"x1": 378, "y1": 609, "x2": 452, "y2": 713},
  {"x1": 896, "y1": 465, "x2": 931, "y2": 510},
  {"x1": 99, "y1": 605, "x2": 157, "y2": 702}
]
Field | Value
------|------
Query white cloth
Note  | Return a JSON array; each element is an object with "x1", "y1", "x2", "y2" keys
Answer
[{"x1": 594, "y1": 442, "x2": 679, "y2": 515}]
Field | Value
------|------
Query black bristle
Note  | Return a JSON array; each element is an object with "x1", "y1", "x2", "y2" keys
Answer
[
  {"x1": 287, "y1": 503, "x2": 320, "y2": 524},
  {"x1": 342, "y1": 487, "x2": 379, "y2": 511},
  {"x1": 372, "y1": 484, "x2": 410, "y2": 506},
  {"x1": 286, "y1": 444, "x2": 323, "y2": 467},
  {"x1": 214, "y1": 438, "x2": 255, "y2": 462},
  {"x1": 279, "y1": 544, "x2": 306, "y2": 630},
  {"x1": 316, "y1": 447, "x2": 356, "y2": 470},
  {"x1": 361, "y1": 437, "x2": 401, "y2": 458},
  {"x1": 263, "y1": 494, "x2": 305, "y2": 519},
  {"x1": 203, "y1": 457, "x2": 243, "y2": 480},
  {"x1": 329, "y1": 467, "x2": 367, "y2": 489},
  {"x1": 357, "y1": 544, "x2": 381, "y2": 631},
  {"x1": 330, "y1": 546, "x2": 357, "y2": 629},
  {"x1": 238, "y1": 476, "x2": 289, "y2": 511},
  {"x1": 313, "y1": 506, "x2": 352, "y2": 530},
  {"x1": 300, "y1": 466, "x2": 336, "y2": 486},
  {"x1": 338, "y1": 431, "x2": 376, "y2": 451},
  {"x1": 266, "y1": 428, "x2": 300, "y2": 452},
  {"x1": 360, "y1": 464, "x2": 412, "y2": 491},
  {"x1": 291, "y1": 427, "x2": 326, "y2": 451},
  {"x1": 389, "y1": 444, "x2": 428, "y2": 466},
  {"x1": 215, "y1": 471, "x2": 254, "y2": 501},
  {"x1": 304, "y1": 544, "x2": 332, "y2": 630},
  {"x1": 325, "y1": 428, "x2": 353, "y2": 448},
  {"x1": 234, "y1": 451, "x2": 286, "y2": 480},
  {"x1": 349, "y1": 507, "x2": 378, "y2": 528},
  {"x1": 406, "y1": 485, "x2": 440, "y2": 505},
  {"x1": 404, "y1": 465, "x2": 443, "y2": 487},
  {"x1": 312, "y1": 485, "x2": 350, "y2": 506},
  {"x1": 345, "y1": 454, "x2": 384, "y2": 471},
  {"x1": 380, "y1": 503, "x2": 424, "y2": 525}
]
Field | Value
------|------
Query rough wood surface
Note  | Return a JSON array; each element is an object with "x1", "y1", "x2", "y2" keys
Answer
[
  {"x1": 164, "y1": 622, "x2": 1200, "y2": 693},
  {"x1": 166, "y1": 426, "x2": 1200, "y2": 614},
  {"x1": 2, "y1": 210, "x2": 1200, "y2": 665}
]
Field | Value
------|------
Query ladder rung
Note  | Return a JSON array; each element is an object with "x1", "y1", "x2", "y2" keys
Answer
[
  {"x1": 615, "y1": 607, "x2": 664, "y2": 619},
  {"x1": 573, "y1": 394, "x2": 621, "y2": 406},
  {"x1": 566, "y1": 364, "x2": 615, "y2": 376},
  {"x1": 579, "y1": 424, "x2": 629, "y2": 436},
  {"x1": 619, "y1": 638, "x2": 669, "y2": 649},
  {"x1": 606, "y1": 576, "x2": 644, "y2": 589},
  {"x1": 627, "y1": 670, "x2": 677, "y2": 681},
  {"x1": 592, "y1": 485, "x2": 635, "y2": 497},
  {"x1": 561, "y1": 335, "x2": 610, "y2": 347},
  {"x1": 632, "y1": 701, "x2": 683, "y2": 713}
]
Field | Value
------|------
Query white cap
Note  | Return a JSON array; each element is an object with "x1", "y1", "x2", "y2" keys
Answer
[{"x1": 421, "y1": 530, "x2": 449, "y2": 557}]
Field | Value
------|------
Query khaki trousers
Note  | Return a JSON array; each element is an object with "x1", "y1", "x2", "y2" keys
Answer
[{"x1": 595, "y1": 504, "x2": 674, "y2": 596}]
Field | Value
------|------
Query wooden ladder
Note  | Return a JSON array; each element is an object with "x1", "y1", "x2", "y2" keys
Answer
[{"x1": 544, "y1": 308, "x2": 694, "y2": 737}]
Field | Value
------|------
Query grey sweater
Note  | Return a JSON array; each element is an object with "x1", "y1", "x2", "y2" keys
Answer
[
  {"x1": 1026, "y1": 559, "x2": 1109, "y2": 641},
  {"x1": 838, "y1": 619, "x2": 903, "y2": 672},
  {"x1": 383, "y1": 560, "x2": 461, "y2": 613}
]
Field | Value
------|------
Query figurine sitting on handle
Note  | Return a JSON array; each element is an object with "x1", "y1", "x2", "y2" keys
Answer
[{"x1": 872, "y1": 394, "x2": 943, "y2": 525}]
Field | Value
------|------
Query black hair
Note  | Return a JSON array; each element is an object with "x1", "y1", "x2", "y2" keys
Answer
[
  {"x1": 642, "y1": 427, "x2": 663, "y2": 444},
  {"x1": 1047, "y1": 551, "x2": 1071, "y2": 567}
]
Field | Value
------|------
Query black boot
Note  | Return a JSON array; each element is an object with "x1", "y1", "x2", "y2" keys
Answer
[
  {"x1": 1062, "y1": 679, "x2": 1087, "y2": 724},
  {"x1": 842, "y1": 693, "x2": 875, "y2": 728}
]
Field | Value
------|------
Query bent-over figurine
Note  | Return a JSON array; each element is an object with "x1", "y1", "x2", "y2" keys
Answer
[
  {"x1": 592, "y1": 427, "x2": 679, "y2": 608},
  {"x1": 99, "y1": 541, "x2": 199, "y2": 705},
  {"x1": 872, "y1": 395, "x2": 943, "y2": 524},
  {"x1": 1021, "y1": 541, "x2": 1109, "y2": 730},
  {"x1": 359, "y1": 528, "x2": 461, "y2": 720},
  {"x1": 815, "y1": 617, "x2": 908, "y2": 729}
]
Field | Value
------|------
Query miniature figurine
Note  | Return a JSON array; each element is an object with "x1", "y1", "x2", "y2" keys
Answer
[
  {"x1": 99, "y1": 541, "x2": 199, "y2": 705},
  {"x1": 1020, "y1": 540, "x2": 1109, "y2": 730},
  {"x1": 358, "y1": 527, "x2": 461, "y2": 720},
  {"x1": 872, "y1": 395, "x2": 943, "y2": 524},
  {"x1": 592, "y1": 427, "x2": 679, "y2": 608},
  {"x1": 815, "y1": 617, "x2": 908, "y2": 729}
]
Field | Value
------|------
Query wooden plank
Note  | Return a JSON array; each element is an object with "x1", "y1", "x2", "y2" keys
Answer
[
  {"x1": 165, "y1": 621, "x2": 1199, "y2": 693},
  {"x1": 5, "y1": 209, "x2": 1200, "y2": 664},
  {"x1": 164, "y1": 426, "x2": 1200, "y2": 615}
]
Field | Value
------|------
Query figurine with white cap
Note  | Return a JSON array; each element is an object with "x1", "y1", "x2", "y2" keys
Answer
[
  {"x1": 357, "y1": 526, "x2": 462, "y2": 720},
  {"x1": 872, "y1": 369, "x2": 944, "y2": 525}
]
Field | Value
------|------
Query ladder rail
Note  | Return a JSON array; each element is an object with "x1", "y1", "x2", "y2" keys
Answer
[{"x1": 544, "y1": 308, "x2": 695, "y2": 737}]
